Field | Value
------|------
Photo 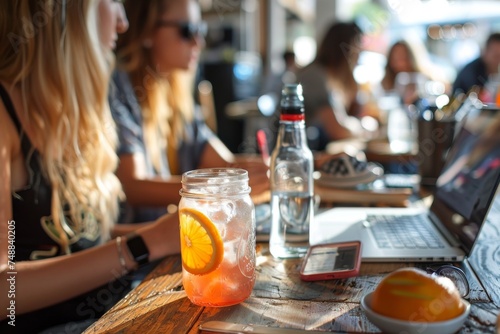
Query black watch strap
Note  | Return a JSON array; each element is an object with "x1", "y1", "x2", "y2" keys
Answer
[{"x1": 125, "y1": 233, "x2": 150, "y2": 266}]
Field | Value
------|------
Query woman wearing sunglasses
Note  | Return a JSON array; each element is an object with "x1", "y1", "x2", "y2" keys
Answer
[
  {"x1": 0, "y1": 1, "x2": 181, "y2": 332},
  {"x1": 111, "y1": 0, "x2": 269, "y2": 224}
]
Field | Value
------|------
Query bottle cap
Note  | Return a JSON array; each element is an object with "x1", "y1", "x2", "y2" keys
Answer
[
  {"x1": 280, "y1": 83, "x2": 304, "y2": 120},
  {"x1": 282, "y1": 83, "x2": 303, "y2": 97}
]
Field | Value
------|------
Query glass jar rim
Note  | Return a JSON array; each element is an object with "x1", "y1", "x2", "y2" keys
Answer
[
  {"x1": 181, "y1": 167, "x2": 249, "y2": 182},
  {"x1": 180, "y1": 168, "x2": 251, "y2": 197}
]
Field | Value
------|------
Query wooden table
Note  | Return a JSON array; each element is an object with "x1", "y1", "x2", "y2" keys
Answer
[{"x1": 84, "y1": 206, "x2": 500, "y2": 334}]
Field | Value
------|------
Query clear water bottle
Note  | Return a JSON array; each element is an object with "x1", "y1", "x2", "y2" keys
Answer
[{"x1": 269, "y1": 83, "x2": 314, "y2": 258}]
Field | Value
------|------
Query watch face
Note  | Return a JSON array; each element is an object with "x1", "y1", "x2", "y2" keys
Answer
[{"x1": 127, "y1": 234, "x2": 149, "y2": 265}]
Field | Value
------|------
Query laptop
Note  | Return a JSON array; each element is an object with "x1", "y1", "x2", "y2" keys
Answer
[{"x1": 310, "y1": 104, "x2": 500, "y2": 262}]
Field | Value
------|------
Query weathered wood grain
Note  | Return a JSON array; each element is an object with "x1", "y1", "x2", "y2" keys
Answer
[
  {"x1": 84, "y1": 198, "x2": 500, "y2": 333},
  {"x1": 468, "y1": 198, "x2": 500, "y2": 308},
  {"x1": 84, "y1": 244, "x2": 499, "y2": 334}
]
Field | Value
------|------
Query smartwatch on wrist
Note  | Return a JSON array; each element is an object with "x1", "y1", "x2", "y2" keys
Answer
[{"x1": 125, "y1": 233, "x2": 150, "y2": 266}]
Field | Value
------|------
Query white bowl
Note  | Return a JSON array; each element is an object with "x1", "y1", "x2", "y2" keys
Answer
[
  {"x1": 361, "y1": 292, "x2": 471, "y2": 334},
  {"x1": 316, "y1": 163, "x2": 383, "y2": 189}
]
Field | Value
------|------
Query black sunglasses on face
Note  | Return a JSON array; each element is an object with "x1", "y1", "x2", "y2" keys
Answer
[{"x1": 156, "y1": 21, "x2": 207, "y2": 40}]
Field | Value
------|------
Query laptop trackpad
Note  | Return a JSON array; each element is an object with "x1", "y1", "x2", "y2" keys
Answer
[
  {"x1": 309, "y1": 208, "x2": 464, "y2": 262},
  {"x1": 310, "y1": 210, "x2": 370, "y2": 246}
]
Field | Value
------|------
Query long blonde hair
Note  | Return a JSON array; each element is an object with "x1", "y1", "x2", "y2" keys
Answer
[
  {"x1": 117, "y1": 0, "x2": 195, "y2": 174},
  {"x1": 0, "y1": 0, "x2": 122, "y2": 251}
]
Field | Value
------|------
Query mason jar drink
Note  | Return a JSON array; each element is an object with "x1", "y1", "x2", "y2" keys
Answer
[{"x1": 179, "y1": 168, "x2": 256, "y2": 307}]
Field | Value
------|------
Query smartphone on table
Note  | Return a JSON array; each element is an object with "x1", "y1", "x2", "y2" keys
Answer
[{"x1": 299, "y1": 241, "x2": 362, "y2": 281}]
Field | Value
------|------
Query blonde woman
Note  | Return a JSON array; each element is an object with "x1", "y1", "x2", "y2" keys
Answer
[
  {"x1": 0, "y1": 1, "x2": 180, "y2": 332},
  {"x1": 112, "y1": 0, "x2": 269, "y2": 223}
]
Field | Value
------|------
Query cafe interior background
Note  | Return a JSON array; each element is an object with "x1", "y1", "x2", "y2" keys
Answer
[{"x1": 194, "y1": 0, "x2": 500, "y2": 155}]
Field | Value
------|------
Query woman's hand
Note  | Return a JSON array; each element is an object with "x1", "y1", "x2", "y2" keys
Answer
[
  {"x1": 232, "y1": 156, "x2": 269, "y2": 177},
  {"x1": 139, "y1": 214, "x2": 180, "y2": 263},
  {"x1": 231, "y1": 156, "x2": 270, "y2": 204}
]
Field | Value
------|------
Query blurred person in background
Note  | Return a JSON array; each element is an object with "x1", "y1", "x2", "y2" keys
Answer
[
  {"x1": 452, "y1": 32, "x2": 500, "y2": 97},
  {"x1": 283, "y1": 50, "x2": 299, "y2": 74},
  {"x1": 112, "y1": 0, "x2": 269, "y2": 224},
  {"x1": 262, "y1": 50, "x2": 300, "y2": 98},
  {"x1": 381, "y1": 40, "x2": 426, "y2": 104},
  {"x1": 381, "y1": 39, "x2": 450, "y2": 105},
  {"x1": 296, "y1": 21, "x2": 377, "y2": 151},
  {"x1": 381, "y1": 40, "x2": 421, "y2": 92},
  {"x1": 0, "y1": 1, "x2": 181, "y2": 332}
]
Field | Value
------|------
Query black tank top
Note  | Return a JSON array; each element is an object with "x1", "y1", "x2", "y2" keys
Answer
[
  {"x1": 0, "y1": 84, "x2": 100, "y2": 261},
  {"x1": 0, "y1": 85, "x2": 128, "y2": 334}
]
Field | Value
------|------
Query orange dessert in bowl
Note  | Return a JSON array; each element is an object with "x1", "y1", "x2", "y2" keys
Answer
[{"x1": 361, "y1": 267, "x2": 471, "y2": 334}]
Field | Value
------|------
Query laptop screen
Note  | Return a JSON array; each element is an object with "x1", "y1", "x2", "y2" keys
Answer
[{"x1": 431, "y1": 105, "x2": 500, "y2": 253}]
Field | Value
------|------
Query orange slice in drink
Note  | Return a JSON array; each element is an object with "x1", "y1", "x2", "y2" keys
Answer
[{"x1": 179, "y1": 208, "x2": 224, "y2": 275}]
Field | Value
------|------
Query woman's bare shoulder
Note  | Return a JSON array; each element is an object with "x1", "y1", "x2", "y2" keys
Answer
[
  {"x1": 0, "y1": 85, "x2": 27, "y2": 191},
  {"x1": 0, "y1": 89, "x2": 18, "y2": 152}
]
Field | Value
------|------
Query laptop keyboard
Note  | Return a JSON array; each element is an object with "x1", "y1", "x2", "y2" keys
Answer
[{"x1": 367, "y1": 215, "x2": 445, "y2": 249}]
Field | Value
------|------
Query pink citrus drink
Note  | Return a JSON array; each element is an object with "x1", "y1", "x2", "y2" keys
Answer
[
  {"x1": 183, "y1": 256, "x2": 255, "y2": 307},
  {"x1": 179, "y1": 168, "x2": 256, "y2": 307}
]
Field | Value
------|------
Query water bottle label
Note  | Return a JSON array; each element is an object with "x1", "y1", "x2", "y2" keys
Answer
[{"x1": 280, "y1": 114, "x2": 305, "y2": 121}]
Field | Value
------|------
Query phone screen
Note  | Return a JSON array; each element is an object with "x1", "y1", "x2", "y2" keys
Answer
[{"x1": 302, "y1": 244, "x2": 358, "y2": 275}]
